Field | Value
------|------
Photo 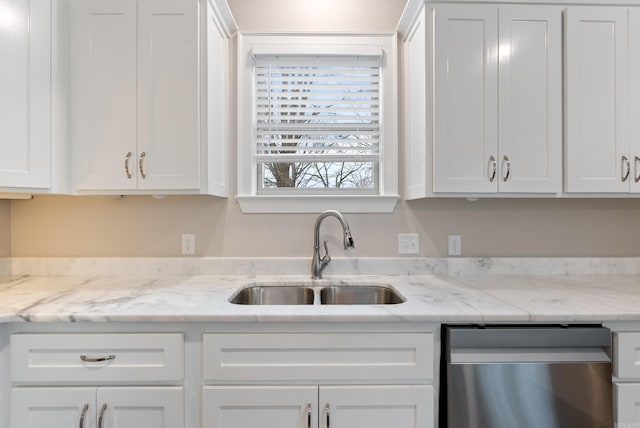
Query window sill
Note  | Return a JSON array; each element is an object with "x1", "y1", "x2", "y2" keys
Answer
[{"x1": 236, "y1": 195, "x2": 400, "y2": 214}]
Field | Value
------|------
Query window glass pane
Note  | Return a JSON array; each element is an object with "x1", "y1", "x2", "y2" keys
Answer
[{"x1": 259, "y1": 161, "x2": 378, "y2": 191}]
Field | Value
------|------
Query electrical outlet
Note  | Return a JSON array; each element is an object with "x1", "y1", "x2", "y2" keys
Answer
[
  {"x1": 182, "y1": 233, "x2": 195, "y2": 255},
  {"x1": 448, "y1": 235, "x2": 461, "y2": 256},
  {"x1": 398, "y1": 233, "x2": 419, "y2": 255}
]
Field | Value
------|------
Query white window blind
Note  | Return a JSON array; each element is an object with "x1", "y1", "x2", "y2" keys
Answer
[{"x1": 253, "y1": 54, "x2": 383, "y2": 192}]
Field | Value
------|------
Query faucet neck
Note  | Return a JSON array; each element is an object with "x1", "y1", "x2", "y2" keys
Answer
[
  {"x1": 313, "y1": 210, "x2": 349, "y2": 248},
  {"x1": 311, "y1": 210, "x2": 354, "y2": 279}
]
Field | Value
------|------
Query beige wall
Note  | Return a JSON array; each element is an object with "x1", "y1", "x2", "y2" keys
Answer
[
  {"x1": 10, "y1": 196, "x2": 640, "y2": 257},
  {"x1": 0, "y1": 201, "x2": 10, "y2": 257},
  {"x1": 226, "y1": 0, "x2": 406, "y2": 32}
]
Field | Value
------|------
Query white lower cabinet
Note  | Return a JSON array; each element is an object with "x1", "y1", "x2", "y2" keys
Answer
[
  {"x1": 11, "y1": 386, "x2": 183, "y2": 428},
  {"x1": 203, "y1": 385, "x2": 433, "y2": 428},
  {"x1": 614, "y1": 332, "x2": 640, "y2": 427},
  {"x1": 4, "y1": 326, "x2": 435, "y2": 428},
  {"x1": 319, "y1": 385, "x2": 432, "y2": 428},
  {"x1": 8, "y1": 333, "x2": 185, "y2": 428},
  {"x1": 615, "y1": 384, "x2": 640, "y2": 426},
  {"x1": 203, "y1": 386, "x2": 317, "y2": 428},
  {"x1": 202, "y1": 331, "x2": 435, "y2": 428}
]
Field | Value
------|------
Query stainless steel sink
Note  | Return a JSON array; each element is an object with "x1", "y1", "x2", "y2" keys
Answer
[
  {"x1": 229, "y1": 283, "x2": 406, "y2": 305},
  {"x1": 320, "y1": 285, "x2": 405, "y2": 305},
  {"x1": 229, "y1": 285, "x2": 314, "y2": 305}
]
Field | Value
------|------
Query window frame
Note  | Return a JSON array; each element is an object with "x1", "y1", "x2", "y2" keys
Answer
[{"x1": 236, "y1": 33, "x2": 399, "y2": 213}]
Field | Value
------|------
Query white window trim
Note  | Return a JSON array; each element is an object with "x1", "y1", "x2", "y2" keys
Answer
[{"x1": 236, "y1": 33, "x2": 399, "y2": 214}]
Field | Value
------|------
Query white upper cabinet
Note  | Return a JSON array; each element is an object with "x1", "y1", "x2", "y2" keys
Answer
[
  {"x1": 433, "y1": 4, "x2": 498, "y2": 193},
  {"x1": 73, "y1": 0, "x2": 138, "y2": 191},
  {"x1": 498, "y1": 6, "x2": 562, "y2": 193},
  {"x1": 137, "y1": 0, "x2": 199, "y2": 191},
  {"x1": 0, "y1": 0, "x2": 52, "y2": 190},
  {"x1": 565, "y1": 7, "x2": 629, "y2": 193},
  {"x1": 72, "y1": 0, "x2": 201, "y2": 193},
  {"x1": 629, "y1": 8, "x2": 640, "y2": 192},
  {"x1": 431, "y1": 4, "x2": 561, "y2": 194}
]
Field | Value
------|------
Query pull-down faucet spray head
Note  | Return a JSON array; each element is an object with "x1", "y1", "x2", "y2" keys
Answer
[{"x1": 343, "y1": 224, "x2": 355, "y2": 250}]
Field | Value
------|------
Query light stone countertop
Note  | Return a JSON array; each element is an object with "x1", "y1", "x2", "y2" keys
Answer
[
  {"x1": 0, "y1": 272, "x2": 639, "y2": 323},
  {"x1": 1, "y1": 257, "x2": 639, "y2": 323},
  {"x1": 455, "y1": 275, "x2": 640, "y2": 322}
]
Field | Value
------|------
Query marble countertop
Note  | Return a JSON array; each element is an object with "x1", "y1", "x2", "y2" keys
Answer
[{"x1": 1, "y1": 272, "x2": 640, "y2": 323}]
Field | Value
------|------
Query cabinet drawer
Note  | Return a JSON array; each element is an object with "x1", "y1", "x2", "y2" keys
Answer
[
  {"x1": 615, "y1": 332, "x2": 640, "y2": 379},
  {"x1": 614, "y1": 383, "x2": 640, "y2": 425},
  {"x1": 203, "y1": 332, "x2": 433, "y2": 383},
  {"x1": 11, "y1": 333, "x2": 184, "y2": 383}
]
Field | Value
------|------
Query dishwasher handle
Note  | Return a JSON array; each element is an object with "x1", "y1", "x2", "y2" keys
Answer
[{"x1": 447, "y1": 325, "x2": 611, "y2": 349}]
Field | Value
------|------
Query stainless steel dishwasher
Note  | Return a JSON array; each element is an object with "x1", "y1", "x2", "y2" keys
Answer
[{"x1": 441, "y1": 324, "x2": 613, "y2": 428}]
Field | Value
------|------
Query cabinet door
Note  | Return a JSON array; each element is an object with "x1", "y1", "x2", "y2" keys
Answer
[
  {"x1": 11, "y1": 387, "x2": 96, "y2": 428},
  {"x1": 629, "y1": 8, "x2": 640, "y2": 191},
  {"x1": 498, "y1": 6, "x2": 562, "y2": 193},
  {"x1": 565, "y1": 7, "x2": 629, "y2": 193},
  {"x1": 137, "y1": 0, "x2": 200, "y2": 190},
  {"x1": 615, "y1": 383, "x2": 640, "y2": 426},
  {"x1": 203, "y1": 386, "x2": 317, "y2": 428},
  {"x1": 433, "y1": 5, "x2": 498, "y2": 193},
  {"x1": 72, "y1": 0, "x2": 137, "y2": 191},
  {"x1": 319, "y1": 385, "x2": 434, "y2": 428},
  {"x1": 0, "y1": 0, "x2": 51, "y2": 188},
  {"x1": 97, "y1": 387, "x2": 183, "y2": 428}
]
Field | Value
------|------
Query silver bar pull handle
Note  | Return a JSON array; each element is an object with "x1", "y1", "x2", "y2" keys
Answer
[
  {"x1": 622, "y1": 155, "x2": 631, "y2": 182},
  {"x1": 502, "y1": 155, "x2": 511, "y2": 182},
  {"x1": 325, "y1": 404, "x2": 330, "y2": 428},
  {"x1": 80, "y1": 354, "x2": 116, "y2": 363},
  {"x1": 306, "y1": 403, "x2": 312, "y2": 428},
  {"x1": 635, "y1": 156, "x2": 640, "y2": 183},
  {"x1": 79, "y1": 403, "x2": 89, "y2": 428},
  {"x1": 98, "y1": 404, "x2": 107, "y2": 428},
  {"x1": 124, "y1": 152, "x2": 132, "y2": 179},
  {"x1": 488, "y1": 155, "x2": 497, "y2": 182},
  {"x1": 139, "y1": 151, "x2": 147, "y2": 179}
]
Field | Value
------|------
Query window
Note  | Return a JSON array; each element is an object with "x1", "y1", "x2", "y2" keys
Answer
[
  {"x1": 237, "y1": 35, "x2": 398, "y2": 213},
  {"x1": 255, "y1": 54, "x2": 381, "y2": 193}
]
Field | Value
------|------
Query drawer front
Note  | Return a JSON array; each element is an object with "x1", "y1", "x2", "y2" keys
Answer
[
  {"x1": 11, "y1": 333, "x2": 184, "y2": 383},
  {"x1": 203, "y1": 332, "x2": 433, "y2": 383},
  {"x1": 615, "y1": 383, "x2": 640, "y2": 426},
  {"x1": 615, "y1": 332, "x2": 640, "y2": 379}
]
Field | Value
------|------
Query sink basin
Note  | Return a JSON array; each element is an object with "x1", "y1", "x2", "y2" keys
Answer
[
  {"x1": 229, "y1": 283, "x2": 406, "y2": 305},
  {"x1": 229, "y1": 285, "x2": 314, "y2": 305},
  {"x1": 320, "y1": 285, "x2": 405, "y2": 305}
]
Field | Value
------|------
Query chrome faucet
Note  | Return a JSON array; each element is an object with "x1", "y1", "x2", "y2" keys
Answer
[{"x1": 311, "y1": 210, "x2": 355, "y2": 279}]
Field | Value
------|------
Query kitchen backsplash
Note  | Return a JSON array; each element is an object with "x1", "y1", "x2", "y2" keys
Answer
[
  {"x1": 6, "y1": 257, "x2": 640, "y2": 277},
  {"x1": 0, "y1": 259, "x2": 9, "y2": 275}
]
